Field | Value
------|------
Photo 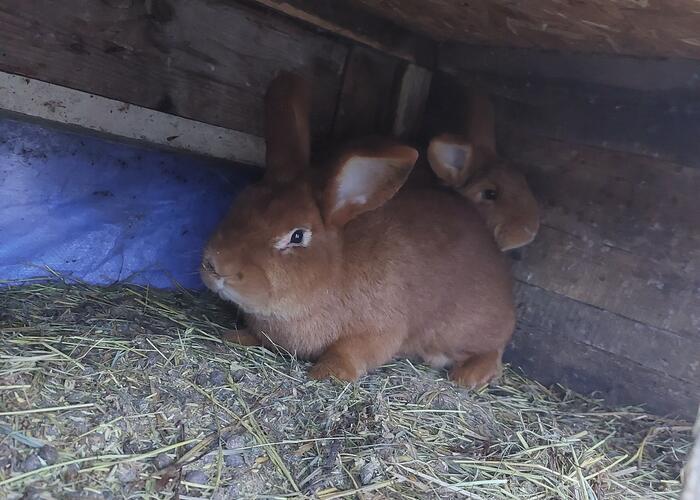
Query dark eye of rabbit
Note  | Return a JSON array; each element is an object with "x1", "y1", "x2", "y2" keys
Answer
[
  {"x1": 483, "y1": 189, "x2": 498, "y2": 200},
  {"x1": 290, "y1": 229, "x2": 305, "y2": 245}
]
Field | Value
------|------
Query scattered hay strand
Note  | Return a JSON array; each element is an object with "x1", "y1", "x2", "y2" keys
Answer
[{"x1": 0, "y1": 282, "x2": 693, "y2": 499}]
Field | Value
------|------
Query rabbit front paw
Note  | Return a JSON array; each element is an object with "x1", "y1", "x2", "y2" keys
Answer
[
  {"x1": 309, "y1": 357, "x2": 360, "y2": 382},
  {"x1": 221, "y1": 328, "x2": 261, "y2": 346},
  {"x1": 449, "y1": 350, "x2": 503, "y2": 389}
]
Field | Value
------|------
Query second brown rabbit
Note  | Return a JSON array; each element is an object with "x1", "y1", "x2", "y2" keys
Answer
[
  {"x1": 201, "y1": 73, "x2": 515, "y2": 387},
  {"x1": 424, "y1": 92, "x2": 540, "y2": 252}
]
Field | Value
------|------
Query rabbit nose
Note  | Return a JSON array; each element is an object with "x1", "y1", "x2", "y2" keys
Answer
[{"x1": 202, "y1": 257, "x2": 216, "y2": 274}]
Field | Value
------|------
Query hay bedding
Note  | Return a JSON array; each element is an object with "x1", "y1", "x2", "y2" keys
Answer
[{"x1": 0, "y1": 282, "x2": 692, "y2": 499}]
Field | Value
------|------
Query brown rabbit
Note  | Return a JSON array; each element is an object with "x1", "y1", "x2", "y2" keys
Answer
[
  {"x1": 200, "y1": 72, "x2": 515, "y2": 387},
  {"x1": 426, "y1": 92, "x2": 540, "y2": 252}
]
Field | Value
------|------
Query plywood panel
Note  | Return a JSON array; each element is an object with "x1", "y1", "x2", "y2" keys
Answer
[
  {"x1": 353, "y1": 0, "x2": 700, "y2": 59},
  {"x1": 0, "y1": 0, "x2": 347, "y2": 140}
]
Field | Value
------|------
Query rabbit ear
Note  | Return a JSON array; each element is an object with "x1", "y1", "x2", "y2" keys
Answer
[
  {"x1": 264, "y1": 71, "x2": 311, "y2": 182},
  {"x1": 427, "y1": 134, "x2": 478, "y2": 187},
  {"x1": 466, "y1": 91, "x2": 497, "y2": 154},
  {"x1": 323, "y1": 140, "x2": 418, "y2": 227}
]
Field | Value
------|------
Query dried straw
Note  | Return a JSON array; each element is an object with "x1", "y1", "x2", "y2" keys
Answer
[{"x1": 0, "y1": 282, "x2": 692, "y2": 499}]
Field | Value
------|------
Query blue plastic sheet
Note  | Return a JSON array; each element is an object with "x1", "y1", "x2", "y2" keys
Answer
[{"x1": 0, "y1": 116, "x2": 258, "y2": 289}]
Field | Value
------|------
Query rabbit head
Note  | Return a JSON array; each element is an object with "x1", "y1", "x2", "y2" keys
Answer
[
  {"x1": 201, "y1": 72, "x2": 418, "y2": 317},
  {"x1": 427, "y1": 93, "x2": 540, "y2": 251}
]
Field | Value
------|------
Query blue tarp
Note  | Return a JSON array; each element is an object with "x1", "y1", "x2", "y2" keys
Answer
[{"x1": 0, "y1": 116, "x2": 258, "y2": 289}]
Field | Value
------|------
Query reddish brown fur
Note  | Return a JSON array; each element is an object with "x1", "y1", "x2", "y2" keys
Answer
[
  {"x1": 426, "y1": 93, "x2": 540, "y2": 251},
  {"x1": 201, "y1": 73, "x2": 515, "y2": 386}
]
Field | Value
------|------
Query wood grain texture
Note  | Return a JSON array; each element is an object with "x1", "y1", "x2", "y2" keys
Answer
[
  {"x1": 353, "y1": 0, "x2": 700, "y2": 59},
  {"x1": 392, "y1": 63, "x2": 432, "y2": 140},
  {"x1": 332, "y1": 46, "x2": 400, "y2": 142},
  {"x1": 508, "y1": 282, "x2": 700, "y2": 419},
  {"x1": 0, "y1": 0, "x2": 347, "y2": 140},
  {"x1": 504, "y1": 136, "x2": 700, "y2": 337},
  {"x1": 501, "y1": 138, "x2": 700, "y2": 417},
  {"x1": 0, "y1": 71, "x2": 265, "y2": 165},
  {"x1": 247, "y1": 0, "x2": 435, "y2": 65},
  {"x1": 423, "y1": 73, "x2": 700, "y2": 416},
  {"x1": 439, "y1": 43, "x2": 700, "y2": 92},
  {"x1": 427, "y1": 71, "x2": 700, "y2": 169}
]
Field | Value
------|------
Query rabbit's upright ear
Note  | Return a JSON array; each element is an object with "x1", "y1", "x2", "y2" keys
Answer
[
  {"x1": 466, "y1": 91, "x2": 497, "y2": 154},
  {"x1": 427, "y1": 134, "x2": 478, "y2": 187},
  {"x1": 323, "y1": 140, "x2": 418, "y2": 227},
  {"x1": 264, "y1": 71, "x2": 311, "y2": 182}
]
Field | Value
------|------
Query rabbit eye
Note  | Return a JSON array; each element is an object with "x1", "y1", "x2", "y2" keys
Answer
[
  {"x1": 290, "y1": 229, "x2": 305, "y2": 244},
  {"x1": 275, "y1": 228, "x2": 311, "y2": 250},
  {"x1": 483, "y1": 189, "x2": 498, "y2": 200}
]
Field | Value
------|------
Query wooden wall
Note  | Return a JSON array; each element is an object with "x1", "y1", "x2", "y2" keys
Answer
[
  {"x1": 353, "y1": 0, "x2": 700, "y2": 59},
  {"x1": 0, "y1": 0, "x2": 423, "y2": 158},
  {"x1": 0, "y1": 0, "x2": 347, "y2": 142},
  {"x1": 428, "y1": 49, "x2": 700, "y2": 418}
]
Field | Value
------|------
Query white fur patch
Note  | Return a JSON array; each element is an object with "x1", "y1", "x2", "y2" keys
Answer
[
  {"x1": 432, "y1": 142, "x2": 470, "y2": 172},
  {"x1": 218, "y1": 286, "x2": 242, "y2": 304},
  {"x1": 335, "y1": 158, "x2": 392, "y2": 209},
  {"x1": 424, "y1": 353, "x2": 452, "y2": 369},
  {"x1": 211, "y1": 277, "x2": 240, "y2": 304}
]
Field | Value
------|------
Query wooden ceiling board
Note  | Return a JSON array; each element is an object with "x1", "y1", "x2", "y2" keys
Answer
[{"x1": 352, "y1": 0, "x2": 700, "y2": 59}]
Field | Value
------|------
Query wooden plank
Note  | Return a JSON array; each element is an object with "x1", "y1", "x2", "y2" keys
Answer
[
  {"x1": 502, "y1": 135, "x2": 700, "y2": 336},
  {"x1": 508, "y1": 282, "x2": 700, "y2": 419},
  {"x1": 0, "y1": 71, "x2": 264, "y2": 165},
  {"x1": 439, "y1": 43, "x2": 700, "y2": 92},
  {"x1": 512, "y1": 226, "x2": 700, "y2": 337},
  {"x1": 504, "y1": 134, "x2": 700, "y2": 274},
  {"x1": 513, "y1": 275, "x2": 700, "y2": 383},
  {"x1": 392, "y1": 63, "x2": 432, "y2": 140},
  {"x1": 248, "y1": 0, "x2": 436, "y2": 66},
  {"x1": 0, "y1": 0, "x2": 347, "y2": 141},
  {"x1": 352, "y1": 0, "x2": 700, "y2": 60},
  {"x1": 426, "y1": 71, "x2": 700, "y2": 168},
  {"x1": 332, "y1": 46, "x2": 401, "y2": 142}
]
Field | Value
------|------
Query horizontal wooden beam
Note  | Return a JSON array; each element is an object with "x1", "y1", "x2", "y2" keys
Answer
[
  {"x1": 439, "y1": 43, "x2": 700, "y2": 92},
  {"x1": 0, "y1": 71, "x2": 265, "y2": 165},
  {"x1": 248, "y1": 0, "x2": 436, "y2": 66},
  {"x1": 0, "y1": 0, "x2": 347, "y2": 141},
  {"x1": 426, "y1": 71, "x2": 700, "y2": 169}
]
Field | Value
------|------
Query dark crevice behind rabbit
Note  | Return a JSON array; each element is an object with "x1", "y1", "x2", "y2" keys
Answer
[{"x1": 200, "y1": 72, "x2": 515, "y2": 387}]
